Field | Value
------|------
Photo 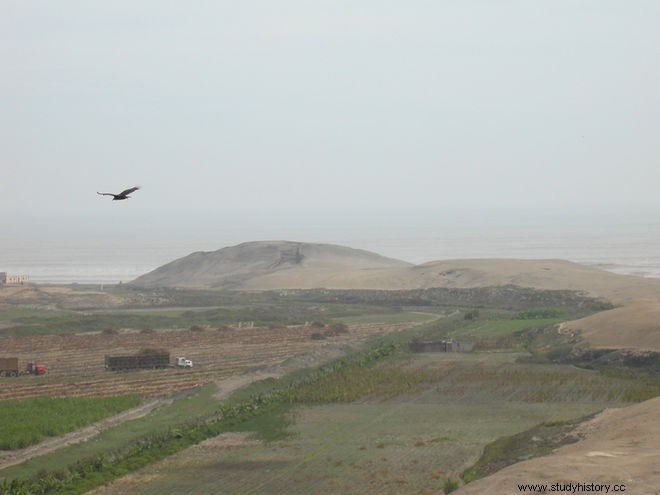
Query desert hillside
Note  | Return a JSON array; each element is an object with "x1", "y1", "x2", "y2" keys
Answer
[
  {"x1": 130, "y1": 241, "x2": 660, "y2": 304},
  {"x1": 455, "y1": 396, "x2": 660, "y2": 495},
  {"x1": 560, "y1": 301, "x2": 660, "y2": 351},
  {"x1": 130, "y1": 240, "x2": 412, "y2": 290}
]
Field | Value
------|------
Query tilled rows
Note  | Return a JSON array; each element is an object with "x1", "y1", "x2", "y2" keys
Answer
[{"x1": 0, "y1": 323, "x2": 412, "y2": 400}]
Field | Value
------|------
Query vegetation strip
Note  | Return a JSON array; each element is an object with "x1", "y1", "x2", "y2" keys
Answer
[
  {"x1": 461, "y1": 415, "x2": 595, "y2": 484},
  {"x1": 0, "y1": 396, "x2": 141, "y2": 450},
  {"x1": 0, "y1": 344, "x2": 398, "y2": 495}
]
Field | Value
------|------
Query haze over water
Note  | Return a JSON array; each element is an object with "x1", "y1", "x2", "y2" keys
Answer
[{"x1": 3, "y1": 207, "x2": 659, "y2": 284}]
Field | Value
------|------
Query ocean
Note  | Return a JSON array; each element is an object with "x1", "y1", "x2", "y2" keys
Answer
[{"x1": 2, "y1": 209, "x2": 660, "y2": 285}]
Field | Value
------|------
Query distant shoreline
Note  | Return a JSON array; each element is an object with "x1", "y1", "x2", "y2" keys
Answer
[{"x1": 8, "y1": 257, "x2": 660, "y2": 286}]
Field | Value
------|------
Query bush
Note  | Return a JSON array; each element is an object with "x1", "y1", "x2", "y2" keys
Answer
[
  {"x1": 325, "y1": 323, "x2": 349, "y2": 336},
  {"x1": 463, "y1": 309, "x2": 480, "y2": 320},
  {"x1": 514, "y1": 308, "x2": 564, "y2": 320},
  {"x1": 444, "y1": 478, "x2": 460, "y2": 493}
]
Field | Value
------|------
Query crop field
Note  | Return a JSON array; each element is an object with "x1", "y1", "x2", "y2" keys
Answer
[
  {"x1": 84, "y1": 351, "x2": 660, "y2": 495},
  {"x1": 0, "y1": 322, "x2": 414, "y2": 401},
  {"x1": 0, "y1": 396, "x2": 141, "y2": 450}
]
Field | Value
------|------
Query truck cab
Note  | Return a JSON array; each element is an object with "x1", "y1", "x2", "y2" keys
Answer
[
  {"x1": 27, "y1": 362, "x2": 47, "y2": 375},
  {"x1": 175, "y1": 357, "x2": 193, "y2": 368}
]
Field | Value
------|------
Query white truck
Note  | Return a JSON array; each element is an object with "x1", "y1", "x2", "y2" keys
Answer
[{"x1": 175, "y1": 357, "x2": 193, "y2": 368}]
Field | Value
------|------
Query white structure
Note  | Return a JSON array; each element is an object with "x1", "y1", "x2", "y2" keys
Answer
[{"x1": 0, "y1": 272, "x2": 29, "y2": 285}]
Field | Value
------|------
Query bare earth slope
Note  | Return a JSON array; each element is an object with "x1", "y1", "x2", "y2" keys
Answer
[
  {"x1": 561, "y1": 301, "x2": 660, "y2": 351},
  {"x1": 130, "y1": 240, "x2": 412, "y2": 290},
  {"x1": 410, "y1": 259, "x2": 660, "y2": 303},
  {"x1": 455, "y1": 397, "x2": 660, "y2": 495}
]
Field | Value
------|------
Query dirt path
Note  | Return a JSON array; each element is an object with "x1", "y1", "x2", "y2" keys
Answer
[
  {"x1": 0, "y1": 397, "x2": 172, "y2": 471},
  {"x1": 0, "y1": 344, "x2": 349, "y2": 473},
  {"x1": 213, "y1": 344, "x2": 347, "y2": 401}
]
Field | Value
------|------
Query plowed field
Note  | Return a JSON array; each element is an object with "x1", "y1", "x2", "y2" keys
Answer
[{"x1": 0, "y1": 323, "x2": 412, "y2": 400}]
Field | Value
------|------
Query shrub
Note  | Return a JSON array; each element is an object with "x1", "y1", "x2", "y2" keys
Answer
[
  {"x1": 444, "y1": 478, "x2": 460, "y2": 493},
  {"x1": 327, "y1": 322, "x2": 349, "y2": 335},
  {"x1": 463, "y1": 309, "x2": 480, "y2": 320}
]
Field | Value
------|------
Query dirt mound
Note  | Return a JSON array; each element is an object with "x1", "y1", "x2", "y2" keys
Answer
[{"x1": 455, "y1": 397, "x2": 660, "y2": 495}]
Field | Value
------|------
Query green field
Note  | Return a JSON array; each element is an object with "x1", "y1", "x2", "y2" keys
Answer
[
  {"x1": 0, "y1": 396, "x2": 141, "y2": 450},
  {"x1": 89, "y1": 351, "x2": 659, "y2": 495},
  {"x1": 0, "y1": 385, "x2": 222, "y2": 483}
]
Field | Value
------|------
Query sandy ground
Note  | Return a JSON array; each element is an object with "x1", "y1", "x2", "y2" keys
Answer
[{"x1": 455, "y1": 397, "x2": 660, "y2": 495}]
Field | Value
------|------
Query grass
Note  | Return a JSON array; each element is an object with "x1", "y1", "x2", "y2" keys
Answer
[
  {"x1": 461, "y1": 317, "x2": 562, "y2": 339},
  {"x1": 0, "y1": 396, "x2": 141, "y2": 450},
  {"x1": 0, "y1": 384, "x2": 222, "y2": 482},
  {"x1": 335, "y1": 310, "x2": 443, "y2": 325},
  {"x1": 229, "y1": 402, "x2": 295, "y2": 443},
  {"x1": 281, "y1": 360, "x2": 447, "y2": 403}
]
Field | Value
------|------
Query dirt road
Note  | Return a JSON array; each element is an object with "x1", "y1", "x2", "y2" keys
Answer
[{"x1": 0, "y1": 343, "x2": 350, "y2": 472}]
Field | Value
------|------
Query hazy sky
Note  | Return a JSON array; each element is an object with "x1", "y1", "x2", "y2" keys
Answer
[{"x1": 2, "y1": 1, "x2": 659, "y2": 230}]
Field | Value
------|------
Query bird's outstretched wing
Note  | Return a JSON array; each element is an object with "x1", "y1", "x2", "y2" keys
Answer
[
  {"x1": 119, "y1": 187, "x2": 140, "y2": 196},
  {"x1": 97, "y1": 192, "x2": 115, "y2": 196}
]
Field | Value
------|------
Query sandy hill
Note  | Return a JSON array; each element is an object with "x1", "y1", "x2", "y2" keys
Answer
[
  {"x1": 560, "y1": 301, "x2": 660, "y2": 352},
  {"x1": 130, "y1": 241, "x2": 660, "y2": 304},
  {"x1": 130, "y1": 241, "x2": 412, "y2": 290},
  {"x1": 455, "y1": 396, "x2": 660, "y2": 495},
  {"x1": 130, "y1": 241, "x2": 660, "y2": 353}
]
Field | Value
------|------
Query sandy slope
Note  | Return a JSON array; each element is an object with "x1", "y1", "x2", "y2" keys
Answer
[
  {"x1": 130, "y1": 242, "x2": 660, "y2": 304},
  {"x1": 455, "y1": 397, "x2": 660, "y2": 495},
  {"x1": 409, "y1": 259, "x2": 660, "y2": 304},
  {"x1": 561, "y1": 301, "x2": 660, "y2": 352}
]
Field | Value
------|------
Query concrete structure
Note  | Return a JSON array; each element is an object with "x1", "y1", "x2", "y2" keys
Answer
[
  {"x1": 409, "y1": 339, "x2": 473, "y2": 353},
  {"x1": 0, "y1": 272, "x2": 29, "y2": 285}
]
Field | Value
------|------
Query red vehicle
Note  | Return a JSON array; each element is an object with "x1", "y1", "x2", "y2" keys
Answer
[{"x1": 0, "y1": 357, "x2": 47, "y2": 377}]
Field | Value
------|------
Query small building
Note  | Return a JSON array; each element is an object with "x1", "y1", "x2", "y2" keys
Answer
[
  {"x1": 0, "y1": 272, "x2": 29, "y2": 285},
  {"x1": 409, "y1": 339, "x2": 473, "y2": 353}
]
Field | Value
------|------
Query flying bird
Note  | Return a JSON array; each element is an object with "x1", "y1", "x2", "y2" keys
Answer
[{"x1": 97, "y1": 186, "x2": 140, "y2": 201}]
